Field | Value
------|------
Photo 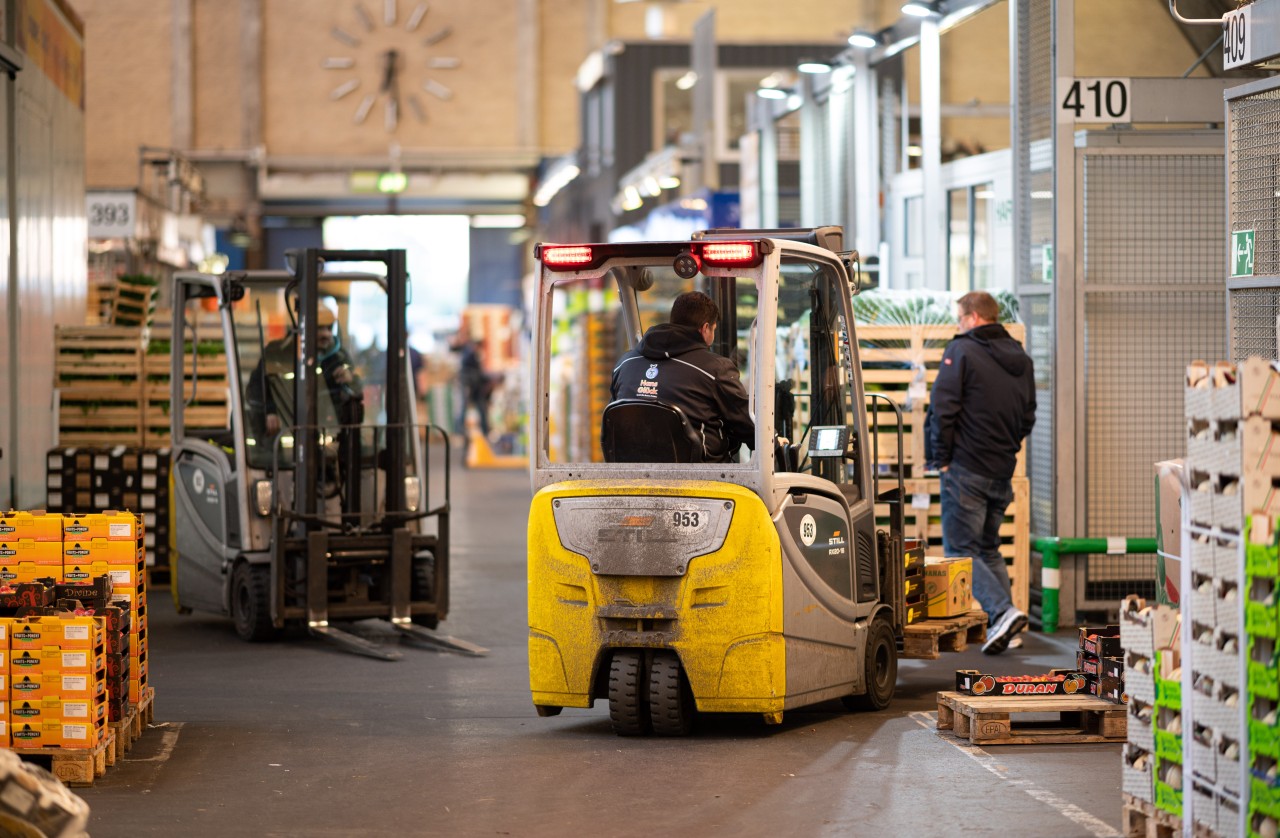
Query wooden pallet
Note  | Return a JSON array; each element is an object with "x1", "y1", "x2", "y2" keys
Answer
[
  {"x1": 901, "y1": 610, "x2": 987, "y2": 659},
  {"x1": 109, "y1": 686, "x2": 155, "y2": 763},
  {"x1": 1122, "y1": 792, "x2": 1182, "y2": 838},
  {"x1": 936, "y1": 690, "x2": 1127, "y2": 745},
  {"x1": 55, "y1": 326, "x2": 148, "y2": 447},
  {"x1": 875, "y1": 476, "x2": 1031, "y2": 616},
  {"x1": 12, "y1": 730, "x2": 115, "y2": 787}
]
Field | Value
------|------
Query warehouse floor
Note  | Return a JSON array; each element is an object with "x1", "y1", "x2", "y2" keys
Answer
[{"x1": 75, "y1": 464, "x2": 1126, "y2": 838}]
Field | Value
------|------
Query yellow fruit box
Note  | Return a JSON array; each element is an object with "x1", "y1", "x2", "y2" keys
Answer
[
  {"x1": 11, "y1": 617, "x2": 103, "y2": 651},
  {"x1": 0, "y1": 541, "x2": 62, "y2": 567},
  {"x1": 63, "y1": 538, "x2": 141, "y2": 566},
  {"x1": 11, "y1": 671, "x2": 105, "y2": 701},
  {"x1": 924, "y1": 557, "x2": 973, "y2": 618},
  {"x1": 61, "y1": 511, "x2": 141, "y2": 542},
  {"x1": 0, "y1": 511, "x2": 63, "y2": 542}
]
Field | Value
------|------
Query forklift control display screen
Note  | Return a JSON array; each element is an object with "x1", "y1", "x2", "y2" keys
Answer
[{"x1": 807, "y1": 426, "x2": 848, "y2": 458}]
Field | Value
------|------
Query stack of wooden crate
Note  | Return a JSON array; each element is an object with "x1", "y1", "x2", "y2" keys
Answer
[
  {"x1": 53, "y1": 326, "x2": 147, "y2": 447},
  {"x1": 861, "y1": 322, "x2": 1031, "y2": 615}
]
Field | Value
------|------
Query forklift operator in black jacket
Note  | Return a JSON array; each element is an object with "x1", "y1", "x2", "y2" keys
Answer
[{"x1": 610, "y1": 291, "x2": 755, "y2": 462}]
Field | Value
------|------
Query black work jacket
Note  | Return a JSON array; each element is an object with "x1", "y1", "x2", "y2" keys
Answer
[
  {"x1": 610, "y1": 323, "x2": 755, "y2": 458},
  {"x1": 926, "y1": 323, "x2": 1036, "y2": 480}
]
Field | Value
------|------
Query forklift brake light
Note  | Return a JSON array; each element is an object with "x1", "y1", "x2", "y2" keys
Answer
[
  {"x1": 699, "y1": 242, "x2": 759, "y2": 266},
  {"x1": 542, "y1": 245, "x2": 593, "y2": 268}
]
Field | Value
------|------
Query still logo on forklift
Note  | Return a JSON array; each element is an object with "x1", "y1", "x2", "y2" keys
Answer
[{"x1": 597, "y1": 526, "x2": 677, "y2": 543}]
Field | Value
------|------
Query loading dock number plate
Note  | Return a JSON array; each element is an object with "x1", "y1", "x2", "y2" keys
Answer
[{"x1": 1224, "y1": 6, "x2": 1252, "y2": 71}]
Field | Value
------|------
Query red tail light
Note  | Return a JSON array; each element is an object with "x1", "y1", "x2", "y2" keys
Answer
[
  {"x1": 700, "y1": 241, "x2": 759, "y2": 266},
  {"x1": 542, "y1": 245, "x2": 593, "y2": 268}
]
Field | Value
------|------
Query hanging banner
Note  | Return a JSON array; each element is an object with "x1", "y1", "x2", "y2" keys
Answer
[{"x1": 16, "y1": 0, "x2": 85, "y2": 110}]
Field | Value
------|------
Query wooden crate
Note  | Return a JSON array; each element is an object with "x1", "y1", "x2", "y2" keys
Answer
[
  {"x1": 901, "y1": 610, "x2": 987, "y2": 660},
  {"x1": 858, "y1": 322, "x2": 1027, "y2": 478},
  {"x1": 936, "y1": 690, "x2": 1127, "y2": 746},
  {"x1": 110, "y1": 280, "x2": 158, "y2": 328},
  {"x1": 876, "y1": 476, "x2": 1031, "y2": 615},
  {"x1": 54, "y1": 326, "x2": 146, "y2": 447},
  {"x1": 142, "y1": 350, "x2": 231, "y2": 445}
]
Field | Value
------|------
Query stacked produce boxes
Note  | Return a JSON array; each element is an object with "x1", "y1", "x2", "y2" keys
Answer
[
  {"x1": 1121, "y1": 597, "x2": 1178, "y2": 806},
  {"x1": 8, "y1": 616, "x2": 106, "y2": 750}
]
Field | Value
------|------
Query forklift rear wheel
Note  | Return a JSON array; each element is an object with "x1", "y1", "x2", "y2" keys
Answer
[
  {"x1": 231, "y1": 563, "x2": 278, "y2": 642},
  {"x1": 607, "y1": 650, "x2": 651, "y2": 736},
  {"x1": 648, "y1": 650, "x2": 694, "y2": 736},
  {"x1": 842, "y1": 616, "x2": 897, "y2": 711},
  {"x1": 410, "y1": 554, "x2": 439, "y2": 629}
]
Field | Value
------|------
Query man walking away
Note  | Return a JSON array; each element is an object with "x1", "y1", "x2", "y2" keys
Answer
[{"x1": 928, "y1": 291, "x2": 1036, "y2": 655}]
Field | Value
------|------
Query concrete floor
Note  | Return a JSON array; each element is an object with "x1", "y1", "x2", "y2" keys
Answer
[{"x1": 76, "y1": 463, "x2": 1126, "y2": 838}]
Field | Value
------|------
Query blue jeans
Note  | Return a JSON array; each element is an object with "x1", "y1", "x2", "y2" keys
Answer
[{"x1": 940, "y1": 462, "x2": 1015, "y2": 620}]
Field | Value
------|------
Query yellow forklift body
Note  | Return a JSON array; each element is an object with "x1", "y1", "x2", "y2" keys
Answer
[{"x1": 528, "y1": 479, "x2": 786, "y2": 714}]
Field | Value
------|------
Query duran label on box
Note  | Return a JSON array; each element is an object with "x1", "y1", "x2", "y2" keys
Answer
[{"x1": 957, "y1": 669, "x2": 1090, "y2": 696}]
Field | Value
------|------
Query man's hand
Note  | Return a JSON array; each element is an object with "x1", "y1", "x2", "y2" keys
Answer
[
  {"x1": 266, "y1": 414, "x2": 280, "y2": 435},
  {"x1": 332, "y1": 364, "x2": 353, "y2": 386}
]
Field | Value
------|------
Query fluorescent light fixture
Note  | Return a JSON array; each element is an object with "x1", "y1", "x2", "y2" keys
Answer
[
  {"x1": 798, "y1": 60, "x2": 832, "y2": 74},
  {"x1": 377, "y1": 171, "x2": 408, "y2": 193},
  {"x1": 1031, "y1": 190, "x2": 1054, "y2": 199},
  {"x1": 847, "y1": 30, "x2": 878, "y2": 49},
  {"x1": 471, "y1": 214, "x2": 526, "y2": 229},
  {"x1": 622, "y1": 185, "x2": 643, "y2": 212},
  {"x1": 642, "y1": 176, "x2": 662, "y2": 197},
  {"x1": 675, "y1": 70, "x2": 697, "y2": 91},
  {"x1": 533, "y1": 160, "x2": 581, "y2": 207},
  {"x1": 901, "y1": 1, "x2": 939, "y2": 17},
  {"x1": 906, "y1": 144, "x2": 923, "y2": 157},
  {"x1": 658, "y1": 175, "x2": 681, "y2": 189},
  {"x1": 756, "y1": 87, "x2": 787, "y2": 100}
]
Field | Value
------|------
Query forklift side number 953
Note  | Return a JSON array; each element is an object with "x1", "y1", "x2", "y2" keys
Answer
[{"x1": 673, "y1": 512, "x2": 701, "y2": 528}]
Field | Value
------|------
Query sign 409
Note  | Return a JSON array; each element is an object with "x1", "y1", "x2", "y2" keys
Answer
[{"x1": 1223, "y1": 6, "x2": 1251, "y2": 70}]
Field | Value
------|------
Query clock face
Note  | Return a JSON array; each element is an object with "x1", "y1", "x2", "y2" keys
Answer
[{"x1": 324, "y1": 0, "x2": 460, "y2": 133}]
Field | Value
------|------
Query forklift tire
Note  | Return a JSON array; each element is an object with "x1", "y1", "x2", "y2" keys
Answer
[
  {"x1": 607, "y1": 650, "x2": 651, "y2": 736},
  {"x1": 410, "y1": 554, "x2": 439, "y2": 630},
  {"x1": 842, "y1": 616, "x2": 897, "y2": 712},
  {"x1": 231, "y1": 563, "x2": 278, "y2": 642},
  {"x1": 648, "y1": 650, "x2": 694, "y2": 736}
]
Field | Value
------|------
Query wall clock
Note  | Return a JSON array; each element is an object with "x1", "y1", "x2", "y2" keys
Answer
[{"x1": 324, "y1": 0, "x2": 460, "y2": 132}]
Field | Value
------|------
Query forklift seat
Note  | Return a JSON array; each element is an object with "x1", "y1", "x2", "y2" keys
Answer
[{"x1": 601, "y1": 399, "x2": 704, "y2": 463}]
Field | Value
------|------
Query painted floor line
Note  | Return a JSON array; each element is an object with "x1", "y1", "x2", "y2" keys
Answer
[
  {"x1": 909, "y1": 711, "x2": 1121, "y2": 838},
  {"x1": 125, "y1": 722, "x2": 184, "y2": 764}
]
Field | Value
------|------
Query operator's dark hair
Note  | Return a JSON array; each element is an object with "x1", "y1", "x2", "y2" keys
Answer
[
  {"x1": 956, "y1": 290, "x2": 1000, "y2": 323},
  {"x1": 670, "y1": 291, "x2": 719, "y2": 330}
]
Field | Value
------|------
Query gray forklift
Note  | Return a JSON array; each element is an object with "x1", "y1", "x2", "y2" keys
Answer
[{"x1": 168, "y1": 248, "x2": 485, "y2": 660}]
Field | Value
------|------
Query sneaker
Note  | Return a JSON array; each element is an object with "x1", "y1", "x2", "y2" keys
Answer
[{"x1": 982, "y1": 608, "x2": 1028, "y2": 655}]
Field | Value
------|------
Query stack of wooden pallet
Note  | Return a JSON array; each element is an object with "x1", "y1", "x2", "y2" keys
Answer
[{"x1": 54, "y1": 326, "x2": 147, "y2": 447}]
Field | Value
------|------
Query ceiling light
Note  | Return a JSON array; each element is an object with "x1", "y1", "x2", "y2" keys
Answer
[
  {"x1": 675, "y1": 70, "x2": 697, "y2": 90},
  {"x1": 902, "y1": 1, "x2": 940, "y2": 17},
  {"x1": 847, "y1": 30, "x2": 878, "y2": 49},
  {"x1": 756, "y1": 88, "x2": 787, "y2": 100},
  {"x1": 906, "y1": 144, "x2": 923, "y2": 157},
  {"x1": 798, "y1": 60, "x2": 832, "y2": 74}
]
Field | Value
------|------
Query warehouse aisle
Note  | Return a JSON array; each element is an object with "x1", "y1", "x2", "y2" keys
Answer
[{"x1": 76, "y1": 463, "x2": 1125, "y2": 838}]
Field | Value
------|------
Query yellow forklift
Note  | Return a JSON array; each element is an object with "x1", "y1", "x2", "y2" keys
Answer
[
  {"x1": 527, "y1": 227, "x2": 911, "y2": 735},
  {"x1": 168, "y1": 249, "x2": 484, "y2": 660}
]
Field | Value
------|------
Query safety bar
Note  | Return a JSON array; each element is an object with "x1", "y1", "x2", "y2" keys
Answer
[
  {"x1": 1031, "y1": 536, "x2": 1158, "y2": 633},
  {"x1": 866, "y1": 392, "x2": 905, "y2": 506}
]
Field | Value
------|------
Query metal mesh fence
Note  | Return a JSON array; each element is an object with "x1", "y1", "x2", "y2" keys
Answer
[
  {"x1": 1015, "y1": 0, "x2": 1055, "y2": 538},
  {"x1": 1080, "y1": 153, "x2": 1226, "y2": 606},
  {"x1": 1230, "y1": 88, "x2": 1280, "y2": 277},
  {"x1": 1230, "y1": 285, "x2": 1280, "y2": 360}
]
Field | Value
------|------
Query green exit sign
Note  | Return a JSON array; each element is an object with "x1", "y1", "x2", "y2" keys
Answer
[{"x1": 1232, "y1": 229, "x2": 1255, "y2": 278}]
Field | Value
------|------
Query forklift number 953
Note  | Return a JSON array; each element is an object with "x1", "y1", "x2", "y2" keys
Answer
[{"x1": 672, "y1": 511, "x2": 701, "y2": 528}]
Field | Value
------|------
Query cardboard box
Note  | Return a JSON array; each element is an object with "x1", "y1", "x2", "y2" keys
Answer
[
  {"x1": 61, "y1": 511, "x2": 140, "y2": 541},
  {"x1": 956, "y1": 668, "x2": 1089, "y2": 696},
  {"x1": 10, "y1": 617, "x2": 102, "y2": 652},
  {"x1": 1242, "y1": 357, "x2": 1280, "y2": 420},
  {"x1": 1155, "y1": 460, "x2": 1183, "y2": 605},
  {"x1": 924, "y1": 557, "x2": 972, "y2": 618},
  {"x1": 0, "y1": 512, "x2": 62, "y2": 542},
  {"x1": 9, "y1": 672, "x2": 104, "y2": 701},
  {"x1": 0, "y1": 541, "x2": 62, "y2": 567},
  {"x1": 64, "y1": 539, "x2": 140, "y2": 566},
  {"x1": 1088, "y1": 672, "x2": 1127, "y2": 703},
  {"x1": 1245, "y1": 417, "x2": 1280, "y2": 478},
  {"x1": 1079, "y1": 625, "x2": 1122, "y2": 658}
]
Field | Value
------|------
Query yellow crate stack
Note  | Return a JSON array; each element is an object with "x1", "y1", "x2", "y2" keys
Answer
[
  {"x1": 9, "y1": 616, "x2": 107, "y2": 749},
  {"x1": 62, "y1": 511, "x2": 148, "y2": 704},
  {"x1": 0, "y1": 511, "x2": 63, "y2": 592}
]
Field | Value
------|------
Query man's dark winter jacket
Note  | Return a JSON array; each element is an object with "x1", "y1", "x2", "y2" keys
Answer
[
  {"x1": 611, "y1": 323, "x2": 755, "y2": 460},
  {"x1": 927, "y1": 323, "x2": 1035, "y2": 480}
]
